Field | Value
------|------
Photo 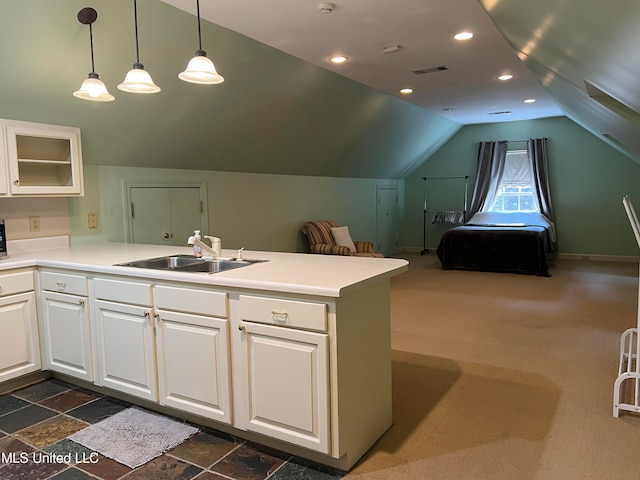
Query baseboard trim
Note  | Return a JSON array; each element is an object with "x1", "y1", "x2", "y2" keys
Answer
[{"x1": 555, "y1": 253, "x2": 639, "y2": 263}]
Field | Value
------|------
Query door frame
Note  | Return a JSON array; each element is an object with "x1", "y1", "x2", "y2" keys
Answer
[
  {"x1": 376, "y1": 183, "x2": 399, "y2": 256},
  {"x1": 123, "y1": 181, "x2": 209, "y2": 244}
]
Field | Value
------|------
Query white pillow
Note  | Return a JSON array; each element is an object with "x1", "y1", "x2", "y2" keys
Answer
[{"x1": 331, "y1": 226, "x2": 357, "y2": 253}]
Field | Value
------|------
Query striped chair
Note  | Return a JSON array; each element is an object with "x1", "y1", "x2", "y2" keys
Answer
[{"x1": 301, "y1": 220, "x2": 384, "y2": 257}]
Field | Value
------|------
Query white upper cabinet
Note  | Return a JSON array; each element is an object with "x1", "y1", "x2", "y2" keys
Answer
[{"x1": 1, "y1": 119, "x2": 83, "y2": 196}]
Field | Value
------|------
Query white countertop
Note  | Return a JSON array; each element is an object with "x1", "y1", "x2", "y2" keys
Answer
[{"x1": 0, "y1": 242, "x2": 408, "y2": 297}]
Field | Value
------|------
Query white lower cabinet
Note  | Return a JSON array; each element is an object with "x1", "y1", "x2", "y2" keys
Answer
[
  {"x1": 91, "y1": 277, "x2": 157, "y2": 401},
  {"x1": 39, "y1": 270, "x2": 92, "y2": 381},
  {"x1": 0, "y1": 269, "x2": 40, "y2": 382},
  {"x1": 238, "y1": 295, "x2": 330, "y2": 454},
  {"x1": 154, "y1": 284, "x2": 232, "y2": 424}
]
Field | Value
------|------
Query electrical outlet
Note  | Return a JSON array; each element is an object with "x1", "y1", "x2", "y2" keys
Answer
[
  {"x1": 88, "y1": 213, "x2": 98, "y2": 229},
  {"x1": 29, "y1": 216, "x2": 40, "y2": 232}
]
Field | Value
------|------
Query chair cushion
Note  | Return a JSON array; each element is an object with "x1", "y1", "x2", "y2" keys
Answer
[{"x1": 331, "y1": 226, "x2": 357, "y2": 253}]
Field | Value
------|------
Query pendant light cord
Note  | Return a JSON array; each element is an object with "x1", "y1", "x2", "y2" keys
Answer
[
  {"x1": 88, "y1": 23, "x2": 96, "y2": 73},
  {"x1": 196, "y1": 0, "x2": 203, "y2": 52},
  {"x1": 133, "y1": 0, "x2": 141, "y2": 64}
]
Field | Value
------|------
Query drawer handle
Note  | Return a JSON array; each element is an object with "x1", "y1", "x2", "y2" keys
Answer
[
  {"x1": 271, "y1": 310, "x2": 288, "y2": 322},
  {"x1": 56, "y1": 281, "x2": 67, "y2": 291},
  {"x1": 78, "y1": 299, "x2": 85, "y2": 306},
  {"x1": 238, "y1": 323, "x2": 245, "y2": 331}
]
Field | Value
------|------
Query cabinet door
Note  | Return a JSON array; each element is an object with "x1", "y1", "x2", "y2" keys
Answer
[
  {"x1": 0, "y1": 127, "x2": 8, "y2": 196},
  {"x1": 5, "y1": 123, "x2": 83, "y2": 196},
  {"x1": 240, "y1": 321, "x2": 330, "y2": 453},
  {"x1": 41, "y1": 291, "x2": 92, "y2": 381},
  {"x1": 0, "y1": 292, "x2": 40, "y2": 382},
  {"x1": 92, "y1": 299, "x2": 157, "y2": 401},
  {"x1": 156, "y1": 310, "x2": 231, "y2": 423}
]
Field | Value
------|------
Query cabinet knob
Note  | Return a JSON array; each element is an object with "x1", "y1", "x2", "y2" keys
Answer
[
  {"x1": 13, "y1": 179, "x2": 19, "y2": 185},
  {"x1": 144, "y1": 311, "x2": 150, "y2": 318},
  {"x1": 78, "y1": 299, "x2": 85, "y2": 306},
  {"x1": 238, "y1": 324, "x2": 245, "y2": 331}
]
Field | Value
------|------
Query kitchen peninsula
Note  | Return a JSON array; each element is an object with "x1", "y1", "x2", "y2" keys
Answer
[{"x1": 0, "y1": 242, "x2": 408, "y2": 470}]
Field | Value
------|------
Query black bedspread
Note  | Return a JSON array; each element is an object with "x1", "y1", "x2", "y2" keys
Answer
[{"x1": 436, "y1": 225, "x2": 551, "y2": 276}]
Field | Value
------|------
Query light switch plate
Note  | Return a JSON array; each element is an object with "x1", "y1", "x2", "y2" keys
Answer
[{"x1": 88, "y1": 213, "x2": 98, "y2": 229}]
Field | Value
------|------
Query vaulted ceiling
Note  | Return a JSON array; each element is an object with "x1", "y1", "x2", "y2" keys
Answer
[{"x1": 1, "y1": 0, "x2": 639, "y2": 179}]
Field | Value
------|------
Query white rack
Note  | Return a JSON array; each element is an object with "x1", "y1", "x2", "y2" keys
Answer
[
  {"x1": 420, "y1": 175, "x2": 469, "y2": 254},
  {"x1": 613, "y1": 195, "x2": 640, "y2": 416}
]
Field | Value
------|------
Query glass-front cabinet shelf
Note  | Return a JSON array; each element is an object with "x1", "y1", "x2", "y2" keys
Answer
[{"x1": 2, "y1": 120, "x2": 83, "y2": 196}]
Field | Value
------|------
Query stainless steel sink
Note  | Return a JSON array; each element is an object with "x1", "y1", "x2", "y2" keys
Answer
[
  {"x1": 117, "y1": 254, "x2": 203, "y2": 270},
  {"x1": 115, "y1": 255, "x2": 265, "y2": 274},
  {"x1": 172, "y1": 259, "x2": 255, "y2": 273}
]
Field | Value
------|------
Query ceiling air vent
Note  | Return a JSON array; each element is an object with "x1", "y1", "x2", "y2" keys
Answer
[
  {"x1": 412, "y1": 66, "x2": 448, "y2": 75},
  {"x1": 487, "y1": 111, "x2": 511, "y2": 115}
]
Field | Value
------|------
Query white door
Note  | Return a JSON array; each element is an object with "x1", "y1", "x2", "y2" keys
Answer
[
  {"x1": 0, "y1": 292, "x2": 40, "y2": 382},
  {"x1": 129, "y1": 186, "x2": 203, "y2": 246},
  {"x1": 376, "y1": 186, "x2": 399, "y2": 256},
  {"x1": 92, "y1": 299, "x2": 157, "y2": 401},
  {"x1": 156, "y1": 310, "x2": 232, "y2": 423},
  {"x1": 41, "y1": 291, "x2": 92, "y2": 381},
  {"x1": 240, "y1": 321, "x2": 330, "y2": 454}
]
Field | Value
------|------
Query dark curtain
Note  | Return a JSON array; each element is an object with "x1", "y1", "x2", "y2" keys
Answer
[
  {"x1": 468, "y1": 140, "x2": 508, "y2": 218},
  {"x1": 527, "y1": 138, "x2": 555, "y2": 222}
]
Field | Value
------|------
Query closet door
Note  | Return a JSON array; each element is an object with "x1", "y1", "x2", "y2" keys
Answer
[{"x1": 129, "y1": 186, "x2": 203, "y2": 246}]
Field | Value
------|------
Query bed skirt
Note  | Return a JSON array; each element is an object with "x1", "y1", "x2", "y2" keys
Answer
[{"x1": 436, "y1": 225, "x2": 551, "y2": 276}]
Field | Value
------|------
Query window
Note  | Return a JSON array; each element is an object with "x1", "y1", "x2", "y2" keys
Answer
[{"x1": 489, "y1": 150, "x2": 537, "y2": 213}]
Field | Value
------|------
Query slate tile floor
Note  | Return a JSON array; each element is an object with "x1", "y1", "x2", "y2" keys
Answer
[{"x1": 0, "y1": 380, "x2": 345, "y2": 480}]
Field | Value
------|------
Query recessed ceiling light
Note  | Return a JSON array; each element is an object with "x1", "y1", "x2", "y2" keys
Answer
[
  {"x1": 454, "y1": 32, "x2": 473, "y2": 41},
  {"x1": 497, "y1": 74, "x2": 514, "y2": 81},
  {"x1": 524, "y1": 98, "x2": 536, "y2": 103},
  {"x1": 400, "y1": 88, "x2": 413, "y2": 95},
  {"x1": 329, "y1": 55, "x2": 349, "y2": 64}
]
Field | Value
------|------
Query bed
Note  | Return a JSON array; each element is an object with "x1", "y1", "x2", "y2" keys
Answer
[{"x1": 435, "y1": 212, "x2": 556, "y2": 276}]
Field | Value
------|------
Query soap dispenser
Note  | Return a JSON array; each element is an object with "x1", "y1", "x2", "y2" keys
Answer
[{"x1": 192, "y1": 230, "x2": 202, "y2": 258}]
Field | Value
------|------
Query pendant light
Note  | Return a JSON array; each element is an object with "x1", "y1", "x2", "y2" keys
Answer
[
  {"x1": 118, "y1": 0, "x2": 160, "y2": 93},
  {"x1": 178, "y1": 0, "x2": 224, "y2": 85},
  {"x1": 73, "y1": 7, "x2": 114, "y2": 102}
]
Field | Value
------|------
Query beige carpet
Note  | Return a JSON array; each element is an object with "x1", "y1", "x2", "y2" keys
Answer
[{"x1": 346, "y1": 253, "x2": 640, "y2": 480}]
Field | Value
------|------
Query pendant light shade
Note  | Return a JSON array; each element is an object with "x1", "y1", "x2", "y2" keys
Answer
[
  {"x1": 179, "y1": 0, "x2": 224, "y2": 85},
  {"x1": 179, "y1": 51, "x2": 224, "y2": 84},
  {"x1": 73, "y1": 7, "x2": 114, "y2": 102},
  {"x1": 119, "y1": 63, "x2": 161, "y2": 93},
  {"x1": 74, "y1": 73, "x2": 115, "y2": 102},
  {"x1": 118, "y1": 0, "x2": 160, "y2": 94}
]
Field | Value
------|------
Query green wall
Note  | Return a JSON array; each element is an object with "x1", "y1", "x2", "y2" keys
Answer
[
  {"x1": 0, "y1": 0, "x2": 460, "y2": 180},
  {"x1": 405, "y1": 116, "x2": 640, "y2": 256},
  {"x1": 70, "y1": 165, "x2": 401, "y2": 253}
]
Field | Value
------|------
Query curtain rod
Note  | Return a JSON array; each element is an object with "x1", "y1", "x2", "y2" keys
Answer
[
  {"x1": 421, "y1": 175, "x2": 469, "y2": 180},
  {"x1": 471, "y1": 137, "x2": 551, "y2": 146}
]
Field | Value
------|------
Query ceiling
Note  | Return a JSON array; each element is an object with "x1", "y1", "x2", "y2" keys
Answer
[{"x1": 160, "y1": 0, "x2": 564, "y2": 125}]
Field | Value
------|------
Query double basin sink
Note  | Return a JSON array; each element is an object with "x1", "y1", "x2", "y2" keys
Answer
[{"x1": 116, "y1": 254, "x2": 265, "y2": 274}]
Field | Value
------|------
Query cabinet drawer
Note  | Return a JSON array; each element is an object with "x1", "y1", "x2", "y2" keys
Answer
[
  {"x1": 40, "y1": 270, "x2": 88, "y2": 296},
  {"x1": 239, "y1": 295, "x2": 327, "y2": 332},
  {"x1": 0, "y1": 269, "x2": 34, "y2": 297},
  {"x1": 92, "y1": 277, "x2": 152, "y2": 306},
  {"x1": 155, "y1": 285, "x2": 228, "y2": 318}
]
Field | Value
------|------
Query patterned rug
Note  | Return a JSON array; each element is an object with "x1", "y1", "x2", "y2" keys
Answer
[{"x1": 69, "y1": 407, "x2": 199, "y2": 468}]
